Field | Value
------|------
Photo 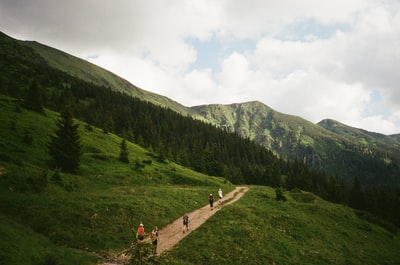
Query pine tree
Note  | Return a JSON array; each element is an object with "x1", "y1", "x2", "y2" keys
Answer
[
  {"x1": 119, "y1": 138, "x2": 129, "y2": 163},
  {"x1": 24, "y1": 80, "x2": 44, "y2": 114},
  {"x1": 48, "y1": 109, "x2": 83, "y2": 173},
  {"x1": 349, "y1": 176, "x2": 365, "y2": 210}
]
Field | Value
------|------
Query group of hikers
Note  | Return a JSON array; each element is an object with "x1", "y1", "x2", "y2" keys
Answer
[
  {"x1": 134, "y1": 222, "x2": 160, "y2": 254},
  {"x1": 208, "y1": 188, "x2": 223, "y2": 209},
  {"x1": 132, "y1": 188, "x2": 223, "y2": 254}
]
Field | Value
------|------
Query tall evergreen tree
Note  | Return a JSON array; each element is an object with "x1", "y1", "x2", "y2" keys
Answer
[
  {"x1": 349, "y1": 176, "x2": 365, "y2": 210},
  {"x1": 48, "y1": 109, "x2": 82, "y2": 173},
  {"x1": 24, "y1": 80, "x2": 44, "y2": 114},
  {"x1": 119, "y1": 138, "x2": 129, "y2": 163}
]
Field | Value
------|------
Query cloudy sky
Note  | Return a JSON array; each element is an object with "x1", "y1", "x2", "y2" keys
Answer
[{"x1": 1, "y1": 0, "x2": 400, "y2": 135}]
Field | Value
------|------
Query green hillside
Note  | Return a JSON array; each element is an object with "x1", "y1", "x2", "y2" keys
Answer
[
  {"x1": 1, "y1": 95, "x2": 399, "y2": 265},
  {"x1": 0, "y1": 95, "x2": 232, "y2": 264},
  {"x1": 192, "y1": 102, "x2": 400, "y2": 187},
  {"x1": 318, "y1": 118, "x2": 400, "y2": 155},
  {"x1": 17, "y1": 34, "x2": 198, "y2": 117}
]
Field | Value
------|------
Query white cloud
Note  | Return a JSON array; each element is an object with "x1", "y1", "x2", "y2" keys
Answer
[
  {"x1": 180, "y1": 69, "x2": 218, "y2": 105},
  {"x1": 359, "y1": 115, "x2": 399, "y2": 135},
  {"x1": 220, "y1": 0, "x2": 367, "y2": 39}
]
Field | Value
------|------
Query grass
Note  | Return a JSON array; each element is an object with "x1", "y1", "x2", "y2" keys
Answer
[
  {"x1": 1, "y1": 94, "x2": 400, "y2": 265},
  {"x1": 0, "y1": 213, "x2": 97, "y2": 265},
  {"x1": 0, "y1": 95, "x2": 233, "y2": 264},
  {"x1": 158, "y1": 187, "x2": 400, "y2": 265}
]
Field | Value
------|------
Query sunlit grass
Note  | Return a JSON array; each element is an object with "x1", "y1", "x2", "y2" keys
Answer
[{"x1": 159, "y1": 186, "x2": 400, "y2": 265}]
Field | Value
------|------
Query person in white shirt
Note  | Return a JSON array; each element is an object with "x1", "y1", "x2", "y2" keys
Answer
[{"x1": 218, "y1": 188, "x2": 223, "y2": 204}]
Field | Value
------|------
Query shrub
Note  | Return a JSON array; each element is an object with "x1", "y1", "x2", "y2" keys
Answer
[{"x1": 275, "y1": 187, "x2": 287, "y2": 201}]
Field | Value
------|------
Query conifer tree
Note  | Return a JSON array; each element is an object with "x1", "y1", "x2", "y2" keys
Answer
[
  {"x1": 349, "y1": 176, "x2": 365, "y2": 210},
  {"x1": 119, "y1": 138, "x2": 129, "y2": 163},
  {"x1": 48, "y1": 109, "x2": 82, "y2": 173},
  {"x1": 24, "y1": 80, "x2": 44, "y2": 114}
]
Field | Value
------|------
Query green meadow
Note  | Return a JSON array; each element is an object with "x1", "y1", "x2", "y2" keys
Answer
[
  {"x1": 159, "y1": 186, "x2": 400, "y2": 264},
  {"x1": 1, "y1": 95, "x2": 399, "y2": 265}
]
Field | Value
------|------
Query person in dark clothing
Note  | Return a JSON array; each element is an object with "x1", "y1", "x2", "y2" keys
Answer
[
  {"x1": 183, "y1": 213, "x2": 189, "y2": 233},
  {"x1": 208, "y1": 193, "x2": 214, "y2": 209}
]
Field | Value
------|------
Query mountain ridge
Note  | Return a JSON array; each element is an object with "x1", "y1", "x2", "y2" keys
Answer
[
  {"x1": 18, "y1": 36, "x2": 200, "y2": 117},
  {"x1": 2, "y1": 31, "x2": 400, "y2": 186},
  {"x1": 192, "y1": 100, "x2": 400, "y2": 184}
]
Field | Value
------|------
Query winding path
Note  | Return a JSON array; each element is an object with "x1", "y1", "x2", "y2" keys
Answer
[{"x1": 99, "y1": 186, "x2": 249, "y2": 264}]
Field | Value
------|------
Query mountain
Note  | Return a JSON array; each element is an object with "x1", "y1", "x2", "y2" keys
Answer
[
  {"x1": 318, "y1": 118, "x2": 400, "y2": 153},
  {"x1": 192, "y1": 101, "x2": 400, "y2": 186},
  {"x1": 1, "y1": 31, "x2": 399, "y2": 187}
]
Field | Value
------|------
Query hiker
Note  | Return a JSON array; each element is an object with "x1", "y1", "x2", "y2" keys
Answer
[
  {"x1": 151, "y1": 226, "x2": 160, "y2": 254},
  {"x1": 136, "y1": 222, "x2": 145, "y2": 241},
  {"x1": 208, "y1": 193, "x2": 214, "y2": 209},
  {"x1": 183, "y1": 213, "x2": 189, "y2": 233},
  {"x1": 218, "y1": 188, "x2": 223, "y2": 204}
]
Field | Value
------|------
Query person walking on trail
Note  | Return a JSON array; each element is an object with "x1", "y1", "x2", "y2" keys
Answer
[
  {"x1": 136, "y1": 222, "x2": 145, "y2": 241},
  {"x1": 151, "y1": 226, "x2": 160, "y2": 254},
  {"x1": 218, "y1": 188, "x2": 223, "y2": 204},
  {"x1": 208, "y1": 193, "x2": 214, "y2": 209},
  {"x1": 183, "y1": 213, "x2": 189, "y2": 233}
]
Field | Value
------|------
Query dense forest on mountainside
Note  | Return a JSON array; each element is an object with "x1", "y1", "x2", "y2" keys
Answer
[
  {"x1": 193, "y1": 102, "x2": 400, "y2": 188},
  {"x1": 1, "y1": 31, "x2": 399, "y2": 227}
]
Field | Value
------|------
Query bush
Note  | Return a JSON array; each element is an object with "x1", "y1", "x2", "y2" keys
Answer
[
  {"x1": 127, "y1": 241, "x2": 155, "y2": 265},
  {"x1": 51, "y1": 170, "x2": 63, "y2": 186},
  {"x1": 275, "y1": 187, "x2": 287, "y2": 201}
]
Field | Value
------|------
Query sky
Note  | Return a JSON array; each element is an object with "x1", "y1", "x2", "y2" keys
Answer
[{"x1": 1, "y1": 0, "x2": 400, "y2": 135}]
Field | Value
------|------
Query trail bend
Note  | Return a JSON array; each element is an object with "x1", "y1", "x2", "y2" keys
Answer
[{"x1": 99, "y1": 186, "x2": 249, "y2": 265}]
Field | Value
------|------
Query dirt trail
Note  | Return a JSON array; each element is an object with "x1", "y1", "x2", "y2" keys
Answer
[{"x1": 99, "y1": 186, "x2": 249, "y2": 265}]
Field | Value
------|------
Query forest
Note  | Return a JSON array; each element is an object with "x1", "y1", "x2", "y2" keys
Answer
[{"x1": 0, "y1": 33, "x2": 399, "y2": 228}]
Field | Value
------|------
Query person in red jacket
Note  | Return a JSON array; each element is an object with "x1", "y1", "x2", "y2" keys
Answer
[{"x1": 136, "y1": 222, "x2": 145, "y2": 241}]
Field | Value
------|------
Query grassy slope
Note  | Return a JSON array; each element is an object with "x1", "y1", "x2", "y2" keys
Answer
[
  {"x1": 1, "y1": 95, "x2": 399, "y2": 265},
  {"x1": 0, "y1": 213, "x2": 97, "y2": 265},
  {"x1": 160, "y1": 186, "x2": 400, "y2": 265},
  {"x1": 0, "y1": 95, "x2": 232, "y2": 264}
]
